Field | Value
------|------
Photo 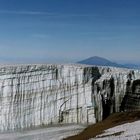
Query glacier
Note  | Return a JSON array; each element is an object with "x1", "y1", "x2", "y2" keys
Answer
[{"x1": 0, "y1": 64, "x2": 140, "y2": 132}]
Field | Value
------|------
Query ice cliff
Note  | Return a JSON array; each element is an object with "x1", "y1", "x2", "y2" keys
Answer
[{"x1": 0, "y1": 64, "x2": 140, "y2": 132}]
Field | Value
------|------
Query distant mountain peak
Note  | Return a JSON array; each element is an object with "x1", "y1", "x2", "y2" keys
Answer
[
  {"x1": 78, "y1": 56, "x2": 121, "y2": 67},
  {"x1": 78, "y1": 56, "x2": 140, "y2": 69}
]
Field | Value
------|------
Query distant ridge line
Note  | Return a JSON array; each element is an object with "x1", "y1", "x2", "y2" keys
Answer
[{"x1": 78, "y1": 56, "x2": 140, "y2": 69}]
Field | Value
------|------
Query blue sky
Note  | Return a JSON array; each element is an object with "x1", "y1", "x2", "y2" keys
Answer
[{"x1": 0, "y1": 0, "x2": 140, "y2": 64}]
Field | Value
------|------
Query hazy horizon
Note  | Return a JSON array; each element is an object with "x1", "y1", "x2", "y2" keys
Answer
[{"x1": 0, "y1": 0, "x2": 140, "y2": 64}]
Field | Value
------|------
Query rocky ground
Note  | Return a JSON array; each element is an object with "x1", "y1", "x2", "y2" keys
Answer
[
  {"x1": 65, "y1": 111, "x2": 140, "y2": 140},
  {"x1": 90, "y1": 120, "x2": 140, "y2": 140}
]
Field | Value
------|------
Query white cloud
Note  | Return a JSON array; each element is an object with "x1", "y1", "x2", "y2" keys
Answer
[
  {"x1": 0, "y1": 10, "x2": 53, "y2": 16},
  {"x1": 0, "y1": 10, "x2": 98, "y2": 17}
]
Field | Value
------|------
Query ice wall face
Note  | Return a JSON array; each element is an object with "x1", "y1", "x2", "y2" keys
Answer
[
  {"x1": 92, "y1": 68, "x2": 140, "y2": 122},
  {"x1": 121, "y1": 79, "x2": 140, "y2": 111},
  {"x1": 0, "y1": 64, "x2": 140, "y2": 132},
  {"x1": 0, "y1": 65, "x2": 100, "y2": 132}
]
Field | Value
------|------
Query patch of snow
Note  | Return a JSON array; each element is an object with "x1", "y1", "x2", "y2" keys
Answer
[
  {"x1": 90, "y1": 120, "x2": 140, "y2": 140},
  {"x1": 0, "y1": 124, "x2": 86, "y2": 140}
]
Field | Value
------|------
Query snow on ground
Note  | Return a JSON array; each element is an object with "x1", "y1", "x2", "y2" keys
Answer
[
  {"x1": 90, "y1": 120, "x2": 140, "y2": 140},
  {"x1": 0, "y1": 124, "x2": 86, "y2": 140}
]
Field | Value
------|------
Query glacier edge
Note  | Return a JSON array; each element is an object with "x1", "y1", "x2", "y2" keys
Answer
[{"x1": 0, "y1": 64, "x2": 140, "y2": 132}]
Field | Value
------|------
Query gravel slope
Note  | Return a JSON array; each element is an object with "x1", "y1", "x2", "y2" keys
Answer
[{"x1": 64, "y1": 111, "x2": 140, "y2": 140}]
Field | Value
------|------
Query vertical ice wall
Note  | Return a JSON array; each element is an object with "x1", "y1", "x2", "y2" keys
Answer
[
  {"x1": 0, "y1": 64, "x2": 101, "y2": 131},
  {"x1": 0, "y1": 64, "x2": 140, "y2": 132},
  {"x1": 121, "y1": 70, "x2": 140, "y2": 111},
  {"x1": 93, "y1": 68, "x2": 140, "y2": 122}
]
